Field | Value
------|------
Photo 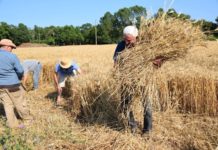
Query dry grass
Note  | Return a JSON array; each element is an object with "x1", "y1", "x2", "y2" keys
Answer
[
  {"x1": 0, "y1": 39, "x2": 217, "y2": 149},
  {"x1": 113, "y1": 17, "x2": 217, "y2": 122}
]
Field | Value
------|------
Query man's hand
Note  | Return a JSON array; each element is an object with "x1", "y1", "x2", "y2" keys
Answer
[{"x1": 153, "y1": 56, "x2": 165, "y2": 68}]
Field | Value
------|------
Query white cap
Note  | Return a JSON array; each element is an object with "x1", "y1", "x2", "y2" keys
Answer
[{"x1": 123, "y1": 25, "x2": 138, "y2": 37}]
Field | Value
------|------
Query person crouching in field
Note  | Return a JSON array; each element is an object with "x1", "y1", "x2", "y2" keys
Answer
[
  {"x1": 22, "y1": 59, "x2": 42, "y2": 90},
  {"x1": 0, "y1": 39, "x2": 32, "y2": 128},
  {"x1": 53, "y1": 58, "x2": 82, "y2": 106}
]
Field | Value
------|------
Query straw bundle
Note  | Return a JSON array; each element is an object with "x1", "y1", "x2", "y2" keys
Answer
[
  {"x1": 115, "y1": 16, "x2": 205, "y2": 86},
  {"x1": 74, "y1": 78, "x2": 120, "y2": 125},
  {"x1": 114, "y1": 16, "x2": 208, "y2": 125},
  {"x1": 151, "y1": 69, "x2": 218, "y2": 115},
  {"x1": 42, "y1": 63, "x2": 55, "y2": 83},
  {"x1": 62, "y1": 77, "x2": 74, "y2": 97}
]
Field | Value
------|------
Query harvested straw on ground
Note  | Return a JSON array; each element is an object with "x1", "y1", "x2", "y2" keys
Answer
[
  {"x1": 62, "y1": 77, "x2": 74, "y2": 97},
  {"x1": 42, "y1": 63, "x2": 55, "y2": 83}
]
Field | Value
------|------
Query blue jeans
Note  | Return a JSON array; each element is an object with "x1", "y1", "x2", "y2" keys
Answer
[{"x1": 33, "y1": 63, "x2": 42, "y2": 89}]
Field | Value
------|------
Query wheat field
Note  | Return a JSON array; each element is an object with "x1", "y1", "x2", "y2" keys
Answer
[{"x1": 0, "y1": 42, "x2": 218, "y2": 150}]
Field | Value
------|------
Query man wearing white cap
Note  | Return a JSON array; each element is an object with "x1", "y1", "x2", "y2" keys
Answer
[
  {"x1": 113, "y1": 25, "x2": 138, "y2": 64},
  {"x1": 54, "y1": 58, "x2": 82, "y2": 105},
  {"x1": 0, "y1": 39, "x2": 32, "y2": 128},
  {"x1": 113, "y1": 26, "x2": 153, "y2": 134}
]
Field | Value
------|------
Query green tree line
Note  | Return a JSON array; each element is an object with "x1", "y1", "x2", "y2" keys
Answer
[{"x1": 0, "y1": 6, "x2": 217, "y2": 46}]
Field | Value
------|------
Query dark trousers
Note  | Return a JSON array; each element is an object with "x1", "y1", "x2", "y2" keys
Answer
[
  {"x1": 120, "y1": 86, "x2": 152, "y2": 133},
  {"x1": 143, "y1": 100, "x2": 152, "y2": 132}
]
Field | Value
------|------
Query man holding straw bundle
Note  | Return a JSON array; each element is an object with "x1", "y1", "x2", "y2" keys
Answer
[{"x1": 113, "y1": 26, "x2": 163, "y2": 134}]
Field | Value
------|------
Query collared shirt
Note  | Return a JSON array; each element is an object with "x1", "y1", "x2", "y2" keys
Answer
[
  {"x1": 0, "y1": 49, "x2": 24, "y2": 85},
  {"x1": 55, "y1": 61, "x2": 79, "y2": 76},
  {"x1": 22, "y1": 60, "x2": 40, "y2": 74},
  {"x1": 113, "y1": 40, "x2": 126, "y2": 62}
]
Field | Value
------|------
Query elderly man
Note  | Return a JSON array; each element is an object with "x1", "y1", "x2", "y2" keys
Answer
[
  {"x1": 114, "y1": 26, "x2": 164, "y2": 134},
  {"x1": 114, "y1": 25, "x2": 158, "y2": 134},
  {"x1": 22, "y1": 59, "x2": 42, "y2": 90},
  {"x1": 113, "y1": 25, "x2": 138, "y2": 64},
  {"x1": 54, "y1": 57, "x2": 82, "y2": 105},
  {"x1": 0, "y1": 39, "x2": 32, "y2": 128}
]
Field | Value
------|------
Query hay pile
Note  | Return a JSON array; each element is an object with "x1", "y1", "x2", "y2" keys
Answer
[
  {"x1": 42, "y1": 63, "x2": 55, "y2": 84},
  {"x1": 68, "y1": 76, "x2": 120, "y2": 125},
  {"x1": 113, "y1": 15, "x2": 217, "y2": 125},
  {"x1": 115, "y1": 16, "x2": 205, "y2": 87}
]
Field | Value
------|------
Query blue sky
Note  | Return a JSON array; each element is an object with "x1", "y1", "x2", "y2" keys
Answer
[{"x1": 0, "y1": 0, "x2": 217, "y2": 28}]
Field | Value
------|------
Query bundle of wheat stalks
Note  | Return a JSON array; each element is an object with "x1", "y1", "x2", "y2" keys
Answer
[
  {"x1": 115, "y1": 16, "x2": 205, "y2": 84},
  {"x1": 42, "y1": 64, "x2": 55, "y2": 83},
  {"x1": 113, "y1": 15, "x2": 216, "y2": 119}
]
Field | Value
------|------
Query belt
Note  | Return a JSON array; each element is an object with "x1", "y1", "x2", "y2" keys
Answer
[{"x1": 0, "y1": 84, "x2": 20, "y2": 92}]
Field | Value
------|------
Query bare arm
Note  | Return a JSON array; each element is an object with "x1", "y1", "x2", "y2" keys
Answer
[
  {"x1": 53, "y1": 72, "x2": 59, "y2": 89},
  {"x1": 54, "y1": 72, "x2": 63, "y2": 96}
]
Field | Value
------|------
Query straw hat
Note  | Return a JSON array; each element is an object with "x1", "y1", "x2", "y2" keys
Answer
[
  {"x1": 123, "y1": 26, "x2": 138, "y2": 37},
  {"x1": 0, "y1": 39, "x2": 16, "y2": 49},
  {"x1": 59, "y1": 58, "x2": 72, "y2": 69}
]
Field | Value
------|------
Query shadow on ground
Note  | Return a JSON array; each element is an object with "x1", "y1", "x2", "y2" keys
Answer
[{"x1": 44, "y1": 83, "x2": 125, "y2": 131}]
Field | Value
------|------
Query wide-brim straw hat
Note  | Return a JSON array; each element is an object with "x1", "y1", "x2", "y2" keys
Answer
[
  {"x1": 59, "y1": 58, "x2": 72, "y2": 69},
  {"x1": 0, "y1": 39, "x2": 16, "y2": 49}
]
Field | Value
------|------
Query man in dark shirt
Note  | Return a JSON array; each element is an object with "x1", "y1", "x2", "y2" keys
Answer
[
  {"x1": 113, "y1": 26, "x2": 138, "y2": 64},
  {"x1": 0, "y1": 39, "x2": 32, "y2": 128},
  {"x1": 113, "y1": 26, "x2": 153, "y2": 134}
]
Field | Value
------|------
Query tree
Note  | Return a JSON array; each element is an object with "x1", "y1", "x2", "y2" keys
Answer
[
  {"x1": 12, "y1": 23, "x2": 31, "y2": 45},
  {"x1": 112, "y1": 5, "x2": 146, "y2": 42},
  {"x1": 129, "y1": 5, "x2": 147, "y2": 27},
  {"x1": 80, "y1": 23, "x2": 94, "y2": 44},
  {"x1": 0, "y1": 22, "x2": 11, "y2": 40},
  {"x1": 155, "y1": 8, "x2": 164, "y2": 18},
  {"x1": 33, "y1": 25, "x2": 44, "y2": 43},
  {"x1": 98, "y1": 12, "x2": 114, "y2": 44},
  {"x1": 215, "y1": 16, "x2": 218, "y2": 25},
  {"x1": 161, "y1": 8, "x2": 190, "y2": 20},
  {"x1": 74, "y1": 27, "x2": 84, "y2": 45},
  {"x1": 178, "y1": 13, "x2": 190, "y2": 20},
  {"x1": 43, "y1": 26, "x2": 56, "y2": 45},
  {"x1": 195, "y1": 19, "x2": 217, "y2": 31},
  {"x1": 166, "y1": 8, "x2": 178, "y2": 18}
]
